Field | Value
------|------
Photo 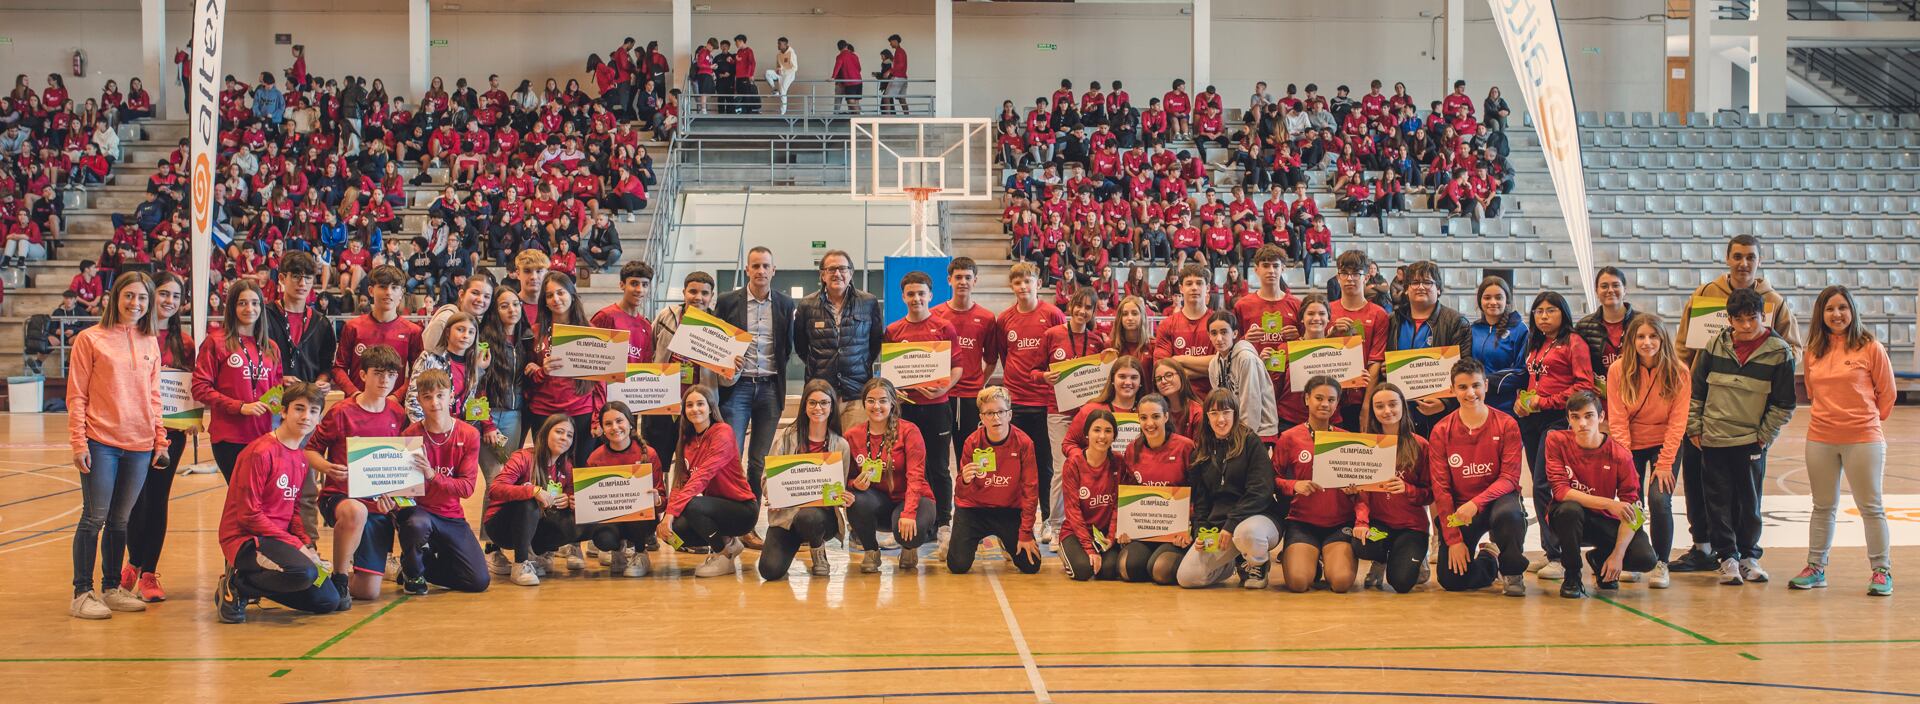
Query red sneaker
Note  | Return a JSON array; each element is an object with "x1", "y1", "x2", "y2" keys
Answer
[
  {"x1": 136, "y1": 572, "x2": 166, "y2": 603},
  {"x1": 119, "y1": 563, "x2": 138, "y2": 591}
]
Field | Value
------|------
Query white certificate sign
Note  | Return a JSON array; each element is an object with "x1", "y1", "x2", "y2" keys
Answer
[
  {"x1": 1111, "y1": 412, "x2": 1142, "y2": 455},
  {"x1": 1383, "y1": 346, "x2": 1460, "y2": 401},
  {"x1": 572, "y1": 464, "x2": 656, "y2": 523},
  {"x1": 347, "y1": 437, "x2": 426, "y2": 498},
  {"x1": 762, "y1": 453, "x2": 849, "y2": 510},
  {"x1": 879, "y1": 341, "x2": 953, "y2": 391},
  {"x1": 1116, "y1": 485, "x2": 1191, "y2": 542},
  {"x1": 159, "y1": 369, "x2": 204, "y2": 430},
  {"x1": 606, "y1": 363, "x2": 683, "y2": 415},
  {"x1": 1286, "y1": 336, "x2": 1367, "y2": 392},
  {"x1": 1051, "y1": 350, "x2": 1117, "y2": 412},
  {"x1": 666, "y1": 307, "x2": 752, "y2": 376},
  {"x1": 547, "y1": 324, "x2": 630, "y2": 380},
  {"x1": 1311, "y1": 432, "x2": 1398, "y2": 489}
]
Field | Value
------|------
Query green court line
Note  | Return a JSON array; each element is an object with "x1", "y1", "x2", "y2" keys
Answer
[
  {"x1": 3, "y1": 637, "x2": 1916, "y2": 665},
  {"x1": 1738, "y1": 652, "x2": 1761, "y2": 661},
  {"x1": 270, "y1": 668, "x2": 292, "y2": 678},
  {"x1": 299, "y1": 595, "x2": 410, "y2": 659},
  {"x1": 1593, "y1": 594, "x2": 1719, "y2": 645}
]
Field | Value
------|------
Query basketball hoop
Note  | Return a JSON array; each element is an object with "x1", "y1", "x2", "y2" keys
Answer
[{"x1": 849, "y1": 117, "x2": 993, "y2": 258}]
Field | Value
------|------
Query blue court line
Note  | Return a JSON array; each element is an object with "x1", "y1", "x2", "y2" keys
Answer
[
  {"x1": 0, "y1": 487, "x2": 78, "y2": 508},
  {"x1": 668, "y1": 690, "x2": 1639, "y2": 704},
  {"x1": 0, "y1": 484, "x2": 222, "y2": 548},
  {"x1": 279, "y1": 662, "x2": 1920, "y2": 703},
  {"x1": 0, "y1": 463, "x2": 66, "y2": 481}
]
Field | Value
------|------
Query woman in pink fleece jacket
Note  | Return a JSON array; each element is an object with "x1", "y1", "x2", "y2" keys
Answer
[
  {"x1": 66, "y1": 272, "x2": 169, "y2": 620},
  {"x1": 1606, "y1": 314, "x2": 1690, "y2": 589},
  {"x1": 1793, "y1": 285, "x2": 1896, "y2": 596}
]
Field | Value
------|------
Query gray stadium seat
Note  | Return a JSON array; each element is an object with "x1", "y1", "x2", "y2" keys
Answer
[
  {"x1": 1756, "y1": 153, "x2": 1784, "y2": 170},
  {"x1": 1617, "y1": 242, "x2": 1651, "y2": 262},
  {"x1": 1661, "y1": 219, "x2": 1689, "y2": 239},
  {"x1": 1829, "y1": 173, "x2": 1856, "y2": 191},
  {"x1": 1847, "y1": 132, "x2": 1871, "y2": 149},
  {"x1": 1577, "y1": 111, "x2": 1599, "y2": 127},
  {"x1": 1651, "y1": 242, "x2": 1683, "y2": 262},
  {"x1": 1634, "y1": 268, "x2": 1662, "y2": 290},
  {"x1": 1667, "y1": 269, "x2": 1697, "y2": 289},
  {"x1": 1839, "y1": 153, "x2": 1866, "y2": 169},
  {"x1": 1709, "y1": 131, "x2": 1734, "y2": 148},
  {"x1": 1648, "y1": 196, "x2": 1677, "y2": 214},
  {"x1": 1815, "y1": 221, "x2": 1842, "y2": 239},
  {"x1": 1670, "y1": 152, "x2": 1699, "y2": 170},
  {"x1": 1682, "y1": 242, "x2": 1717, "y2": 261},
  {"x1": 1816, "y1": 133, "x2": 1843, "y2": 149},
  {"x1": 1743, "y1": 172, "x2": 1771, "y2": 191},
  {"x1": 1781, "y1": 152, "x2": 1809, "y2": 170},
  {"x1": 1874, "y1": 219, "x2": 1901, "y2": 238},
  {"x1": 1628, "y1": 173, "x2": 1654, "y2": 191},
  {"x1": 1893, "y1": 268, "x2": 1918, "y2": 287},
  {"x1": 1626, "y1": 131, "x2": 1653, "y2": 149},
  {"x1": 1685, "y1": 173, "x2": 1713, "y2": 191},
  {"x1": 1866, "y1": 243, "x2": 1893, "y2": 260},
  {"x1": 1796, "y1": 113, "x2": 1824, "y2": 129},
  {"x1": 1605, "y1": 112, "x2": 1629, "y2": 128},
  {"x1": 1691, "y1": 218, "x2": 1722, "y2": 239},
  {"x1": 1418, "y1": 218, "x2": 1442, "y2": 236},
  {"x1": 1889, "y1": 174, "x2": 1914, "y2": 190},
  {"x1": 1675, "y1": 195, "x2": 1704, "y2": 214},
  {"x1": 1727, "y1": 152, "x2": 1755, "y2": 170},
  {"x1": 1631, "y1": 218, "x2": 1661, "y2": 239},
  {"x1": 1874, "y1": 132, "x2": 1899, "y2": 149},
  {"x1": 1661, "y1": 112, "x2": 1684, "y2": 128},
  {"x1": 1843, "y1": 220, "x2": 1872, "y2": 240},
  {"x1": 1765, "y1": 132, "x2": 1791, "y2": 148},
  {"x1": 1736, "y1": 132, "x2": 1763, "y2": 148},
  {"x1": 1598, "y1": 219, "x2": 1628, "y2": 238},
  {"x1": 1595, "y1": 131, "x2": 1623, "y2": 149},
  {"x1": 1742, "y1": 114, "x2": 1763, "y2": 128},
  {"x1": 1651, "y1": 131, "x2": 1678, "y2": 149},
  {"x1": 1767, "y1": 113, "x2": 1793, "y2": 128},
  {"x1": 1859, "y1": 268, "x2": 1889, "y2": 289},
  {"x1": 1634, "y1": 113, "x2": 1657, "y2": 128},
  {"x1": 1850, "y1": 196, "x2": 1880, "y2": 215},
  {"x1": 1656, "y1": 173, "x2": 1685, "y2": 191},
  {"x1": 1753, "y1": 220, "x2": 1783, "y2": 238},
  {"x1": 1713, "y1": 173, "x2": 1741, "y2": 191},
  {"x1": 1807, "y1": 196, "x2": 1834, "y2": 214},
  {"x1": 1688, "y1": 112, "x2": 1711, "y2": 128},
  {"x1": 1616, "y1": 196, "x2": 1644, "y2": 215},
  {"x1": 1889, "y1": 197, "x2": 1915, "y2": 215},
  {"x1": 1811, "y1": 152, "x2": 1838, "y2": 170}
]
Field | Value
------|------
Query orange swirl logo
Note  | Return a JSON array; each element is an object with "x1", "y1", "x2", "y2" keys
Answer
[{"x1": 191, "y1": 152, "x2": 215, "y2": 232}]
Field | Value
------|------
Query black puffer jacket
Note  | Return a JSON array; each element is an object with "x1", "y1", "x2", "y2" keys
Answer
[
  {"x1": 792, "y1": 287, "x2": 884, "y2": 401},
  {"x1": 1574, "y1": 303, "x2": 1638, "y2": 383},
  {"x1": 1186, "y1": 436, "x2": 1275, "y2": 533}
]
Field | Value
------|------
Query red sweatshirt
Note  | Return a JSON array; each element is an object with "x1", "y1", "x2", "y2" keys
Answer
[
  {"x1": 846, "y1": 421, "x2": 932, "y2": 519},
  {"x1": 1153, "y1": 306, "x2": 1215, "y2": 393},
  {"x1": 1524, "y1": 336, "x2": 1596, "y2": 410},
  {"x1": 332, "y1": 313, "x2": 423, "y2": 395},
  {"x1": 1063, "y1": 400, "x2": 1135, "y2": 460},
  {"x1": 1123, "y1": 433, "x2": 1193, "y2": 486},
  {"x1": 998, "y1": 302, "x2": 1066, "y2": 409},
  {"x1": 1061, "y1": 451, "x2": 1123, "y2": 552},
  {"x1": 1043, "y1": 322, "x2": 1108, "y2": 414},
  {"x1": 1273, "y1": 424, "x2": 1357, "y2": 528},
  {"x1": 191, "y1": 331, "x2": 284, "y2": 444},
  {"x1": 1544, "y1": 430, "x2": 1639, "y2": 509},
  {"x1": 885, "y1": 315, "x2": 961, "y2": 405},
  {"x1": 311, "y1": 396, "x2": 411, "y2": 506},
  {"x1": 1359, "y1": 435, "x2": 1433, "y2": 532},
  {"x1": 218, "y1": 433, "x2": 311, "y2": 562},
  {"x1": 1233, "y1": 292, "x2": 1301, "y2": 387},
  {"x1": 932, "y1": 301, "x2": 1000, "y2": 396},
  {"x1": 1427, "y1": 409, "x2": 1524, "y2": 545},
  {"x1": 591, "y1": 304, "x2": 657, "y2": 364},
  {"x1": 957, "y1": 426, "x2": 1040, "y2": 537},
  {"x1": 401, "y1": 421, "x2": 481, "y2": 520},
  {"x1": 667, "y1": 422, "x2": 755, "y2": 516},
  {"x1": 586, "y1": 439, "x2": 667, "y2": 502},
  {"x1": 485, "y1": 447, "x2": 572, "y2": 522}
]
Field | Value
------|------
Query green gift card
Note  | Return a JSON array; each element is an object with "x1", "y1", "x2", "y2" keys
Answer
[
  {"x1": 1091, "y1": 526, "x2": 1112, "y2": 552},
  {"x1": 259, "y1": 385, "x2": 285, "y2": 414},
  {"x1": 1367, "y1": 527, "x2": 1388, "y2": 542},
  {"x1": 1261, "y1": 311, "x2": 1283, "y2": 335},
  {"x1": 862, "y1": 457, "x2": 884, "y2": 483},
  {"x1": 1196, "y1": 527, "x2": 1223, "y2": 553},
  {"x1": 1446, "y1": 513, "x2": 1470, "y2": 527},
  {"x1": 464, "y1": 396, "x2": 492, "y2": 422},
  {"x1": 1263, "y1": 348, "x2": 1286, "y2": 373},
  {"x1": 973, "y1": 447, "x2": 997, "y2": 474},
  {"x1": 313, "y1": 560, "x2": 333, "y2": 588}
]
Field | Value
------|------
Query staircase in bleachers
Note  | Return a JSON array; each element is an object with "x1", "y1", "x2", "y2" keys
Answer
[{"x1": 1566, "y1": 110, "x2": 1920, "y2": 368}]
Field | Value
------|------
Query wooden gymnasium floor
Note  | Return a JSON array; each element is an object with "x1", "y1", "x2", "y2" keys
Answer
[{"x1": 4, "y1": 411, "x2": 1920, "y2": 703}]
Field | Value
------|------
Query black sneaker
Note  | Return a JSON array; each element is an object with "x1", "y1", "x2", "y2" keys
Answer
[
  {"x1": 1559, "y1": 579, "x2": 1586, "y2": 599},
  {"x1": 1240, "y1": 561, "x2": 1269, "y2": 589},
  {"x1": 216, "y1": 569, "x2": 247, "y2": 624},
  {"x1": 1597, "y1": 579, "x2": 1621, "y2": 591},
  {"x1": 1669, "y1": 547, "x2": 1717, "y2": 573},
  {"x1": 403, "y1": 576, "x2": 429, "y2": 596},
  {"x1": 332, "y1": 574, "x2": 353, "y2": 611}
]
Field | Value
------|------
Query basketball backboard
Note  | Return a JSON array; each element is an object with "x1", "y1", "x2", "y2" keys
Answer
[{"x1": 849, "y1": 118, "x2": 993, "y2": 202}]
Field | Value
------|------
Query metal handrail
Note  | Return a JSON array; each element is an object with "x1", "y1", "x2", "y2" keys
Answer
[
  {"x1": 1794, "y1": 47, "x2": 1920, "y2": 112},
  {"x1": 1718, "y1": 0, "x2": 1920, "y2": 19},
  {"x1": 681, "y1": 78, "x2": 936, "y2": 126},
  {"x1": 668, "y1": 137, "x2": 850, "y2": 189}
]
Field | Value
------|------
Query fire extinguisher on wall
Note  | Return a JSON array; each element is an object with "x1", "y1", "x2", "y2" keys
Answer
[{"x1": 71, "y1": 49, "x2": 86, "y2": 77}]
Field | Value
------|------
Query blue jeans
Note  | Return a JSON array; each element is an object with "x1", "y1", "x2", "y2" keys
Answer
[
  {"x1": 721, "y1": 375, "x2": 782, "y2": 500},
  {"x1": 73, "y1": 440, "x2": 153, "y2": 594},
  {"x1": 482, "y1": 409, "x2": 524, "y2": 483}
]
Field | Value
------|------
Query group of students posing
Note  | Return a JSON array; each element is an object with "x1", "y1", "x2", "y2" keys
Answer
[{"x1": 58, "y1": 230, "x2": 1897, "y2": 622}]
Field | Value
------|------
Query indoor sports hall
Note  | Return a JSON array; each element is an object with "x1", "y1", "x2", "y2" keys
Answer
[{"x1": 2, "y1": 1, "x2": 1919, "y2": 702}]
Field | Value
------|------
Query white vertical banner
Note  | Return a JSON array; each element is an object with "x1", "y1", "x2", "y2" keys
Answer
[
  {"x1": 188, "y1": 0, "x2": 227, "y2": 341},
  {"x1": 1487, "y1": 0, "x2": 1595, "y2": 309}
]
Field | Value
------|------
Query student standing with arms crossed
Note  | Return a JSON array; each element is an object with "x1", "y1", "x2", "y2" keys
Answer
[
  {"x1": 1671, "y1": 235, "x2": 1801, "y2": 574},
  {"x1": 66, "y1": 272, "x2": 169, "y2": 620},
  {"x1": 1793, "y1": 285, "x2": 1896, "y2": 595},
  {"x1": 192, "y1": 281, "x2": 284, "y2": 482},
  {"x1": 215, "y1": 382, "x2": 349, "y2": 624},
  {"x1": 884, "y1": 271, "x2": 960, "y2": 558},
  {"x1": 1429, "y1": 359, "x2": 1529, "y2": 595},
  {"x1": 1544, "y1": 391, "x2": 1659, "y2": 599},
  {"x1": 949, "y1": 387, "x2": 1043, "y2": 575},
  {"x1": 1688, "y1": 288, "x2": 1796, "y2": 586},
  {"x1": 933, "y1": 257, "x2": 1000, "y2": 553},
  {"x1": 121, "y1": 272, "x2": 193, "y2": 603},
  {"x1": 1606, "y1": 314, "x2": 1688, "y2": 588}
]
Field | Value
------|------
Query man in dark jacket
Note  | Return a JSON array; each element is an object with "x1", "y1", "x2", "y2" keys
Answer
[
  {"x1": 713, "y1": 245, "x2": 794, "y2": 505},
  {"x1": 792, "y1": 249, "x2": 883, "y2": 426},
  {"x1": 583, "y1": 213, "x2": 623, "y2": 274},
  {"x1": 1387, "y1": 261, "x2": 1472, "y2": 434},
  {"x1": 1573, "y1": 265, "x2": 1638, "y2": 390},
  {"x1": 257, "y1": 250, "x2": 337, "y2": 536}
]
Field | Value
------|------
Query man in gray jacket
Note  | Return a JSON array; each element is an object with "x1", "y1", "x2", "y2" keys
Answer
[{"x1": 1206, "y1": 311, "x2": 1278, "y2": 439}]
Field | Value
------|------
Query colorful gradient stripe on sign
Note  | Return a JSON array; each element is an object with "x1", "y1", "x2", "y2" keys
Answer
[
  {"x1": 1312, "y1": 431, "x2": 1398, "y2": 455},
  {"x1": 879, "y1": 341, "x2": 954, "y2": 389},
  {"x1": 572, "y1": 464, "x2": 655, "y2": 523},
  {"x1": 615, "y1": 363, "x2": 683, "y2": 415},
  {"x1": 1285, "y1": 335, "x2": 1362, "y2": 364},
  {"x1": 764, "y1": 453, "x2": 849, "y2": 509}
]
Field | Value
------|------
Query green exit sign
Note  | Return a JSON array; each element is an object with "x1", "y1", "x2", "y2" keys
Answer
[
  {"x1": 811, "y1": 240, "x2": 827, "y2": 249},
  {"x1": 0, "y1": 37, "x2": 14, "y2": 46},
  {"x1": 429, "y1": 39, "x2": 449, "y2": 47},
  {"x1": 1036, "y1": 43, "x2": 1057, "y2": 51}
]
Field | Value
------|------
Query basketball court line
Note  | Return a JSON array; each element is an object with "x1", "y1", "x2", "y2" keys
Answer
[
  {"x1": 0, "y1": 484, "x2": 223, "y2": 553},
  {"x1": 986, "y1": 569, "x2": 1051, "y2": 703},
  {"x1": 1592, "y1": 594, "x2": 1719, "y2": 644},
  {"x1": 299, "y1": 595, "x2": 412, "y2": 659},
  {"x1": 663, "y1": 691, "x2": 1641, "y2": 704},
  {"x1": 267, "y1": 662, "x2": 1920, "y2": 703}
]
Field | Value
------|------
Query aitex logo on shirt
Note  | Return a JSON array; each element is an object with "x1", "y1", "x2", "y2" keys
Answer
[
  {"x1": 1085, "y1": 493, "x2": 1113, "y2": 507},
  {"x1": 1006, "y1": 330, "x2": 1019, "y2": 342},
  {"x1": 1014, "y1": 337, "x2": 1042, "y2": 351},
  {"x1": 275, "y1": 473, "x2": 296, "y2": 500},
  {"x1": 354, "y1": 343, "x2": 368, "y2": 356},
  {"x1": 1052, "y1": 349, "x2": 1067, "y2": 361},
  {"x1": 958, "y1": 336, "x2": 978, "y2": 349},
  {"x1": 1449, "y1": 454, "x2": 1464, "y2": 468},
  {"x1": 226, "y1": 353, "x2": 246, "y2": 368},
  {"x1": 1460, "y1": 461, "x2": 1495, "y2": 477},
  {"x1": 1174, "y1": 337, "x2": 1187, "y2": 349},
  {"x1": 982, "y1": 474, "x2": 1013, "y2": 488},
  {"x1": 1077, "y1": 486, "x2": 1091, "y2": 500},
  {"x1": 1571, "y1": 478, "x2": 1595, "y2": 494},
  {"x1": 1297, "y1": 450, "x2": 1312, "y2": 463}
]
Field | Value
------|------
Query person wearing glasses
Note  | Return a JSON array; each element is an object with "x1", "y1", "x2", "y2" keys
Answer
[
  {"x1": 260, "y1": 251, "x2": 337, "y2": 535},
  {"x1": 1387, "y1": 260, "x2": 1471, "y2": 435},
  {"x1": 794, "y1": 249, "x2": 884, "y2": 428},
  {"x1": 1327, "y1": 251, "x2": 1390, "y2": 430}
]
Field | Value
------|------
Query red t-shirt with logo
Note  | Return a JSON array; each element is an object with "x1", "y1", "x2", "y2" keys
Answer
[
  {"x1": 997, "y1": 302, "x2": 1067, "y2": 409},
  {"x1": 932, "y1": 301, "x2": 1000, "y2": 396},
  {"x1": 332, "y1": 314, "x2": 424, "y2": 396},
  {"x1": 1152, "y1": 306, "x2": 1215, "y2": 394},
  {"x1": 1273, "y1": 424, "x2": 1357, "y2": 528},
  {"x1": 1427, "y1": 409, "x2": 1523, "y2": 546},
  {"x1": 1042, "y1": 323, "x2": 1108, "y2": 415}
]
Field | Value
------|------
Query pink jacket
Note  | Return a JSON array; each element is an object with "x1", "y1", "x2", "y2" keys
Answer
[
  {"x1": 67, "y1": 323, "x2": 166, "y2": 455},
  {"x1": 1606, "y1": 357, "x2": 1692, "y2": 473}
]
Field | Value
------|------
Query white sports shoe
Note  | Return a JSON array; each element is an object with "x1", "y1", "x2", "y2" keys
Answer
[
  {"x1": 694, "y1": 554, "x2": 737, "y2": 577},
  {"x1": 1648, "y1": 562, "x2": 1671, "y2": 589},
  {"x1": 512, "y1": 560, "x2": 540, "y2": 587},
  {"x1": 722, "y1": 537, "x2": 745, "y2": 560},
  {"x1": 932, "y1": 525, "x2": 952, "y2": 560},
  {"x1": 624, "y1": 550, "x2": 650, "y2": 578},
  {"x1": 609, "y1": 546, "x2": 629, "y2": 575},
  {"x1": 1719, "y1": 558, "x2": 1745, "y2": 586},
  {"x1": 488, "y1": 550, "x2": 513, "y2": 576},
  {"x1": 70, "y1": 592, "x2": 111, "y2": 620},
  {"x1": 1536, "y1": 562, "x2": 1566, "y2": 581},
  {"x1": 878, "y1": 532, "x2": 900, "y2": 550},
  {"x1": 559, "y1": 544, "x2": 586, "y2": 571},
  {"x1": 1740, "y1": 557, "x2": 1770, "y2": 584},
  {"x1": 101, "y1": 588, "x2": 147, "y2": 612}
]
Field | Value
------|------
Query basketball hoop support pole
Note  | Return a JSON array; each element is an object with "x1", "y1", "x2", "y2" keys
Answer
[{"x1": 893, "y1": 187, "x2": 943, "y2": 257}]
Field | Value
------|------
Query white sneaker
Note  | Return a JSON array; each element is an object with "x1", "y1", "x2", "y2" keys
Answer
[
  {"x1": 534, "y1": 553, "x2": 552, "y2": 577},
  {"x1": 70, "y1": 592, "x2": 111, "y2": 620},
  {"x1": 488, "y1": 550, "x2": 513, "y2": 576},
  {"x1": 1619, "y1": 571, "x2": 1643, "y2": 583},
  {"x1": 609, "y1": 546, "x2": 629, "y2": 575},
  {"x1": 694, "y1": 554, "x2": 737, "y2": 577},
  {"x1": 1719, "y1": 558, "x2": 1745, "y2": 586},
  {"x1": 722, "y1": 537, "x2": 745, "y2": 560},
  {"x1": 1526, "y1": 557, "x2": 1546, "y2": 573},
  {"x1": 512, "y1": 560, "x2": 540, "y2": 586},
  {"x1": 587, "y1": 542, "x2": 609, "y2": 566},
  {"x1": 623, "y1": 549, "x2": 650, "y2": 578},
  {"x1": 1648, "y1": 562, "x2": 1671, "y2": 589},
  {"x1": 1038, "y1": 523, "x2": 1057, "y2": 546},
  {"x1": 1537, "y1": 561, "x2": 1566, "y2": 581},
  {"x1": 101, "y1": 588, "x2": 147, "y2": 612},
  {"x1": 878, "y1": 532, "x2": 900, "y2": 550},
  {"x1": 559, "y1": 544, "x2": 586, "y2": 571},
  {"x1": 1740, "y1": 558, "x2": 1769, "y2": 584},
  {"x1": 932, "y1": 525, "x2": 952, "y2": 560}
]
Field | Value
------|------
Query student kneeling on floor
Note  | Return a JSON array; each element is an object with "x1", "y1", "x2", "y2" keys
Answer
[
  {"x1": 1545, "y1": 390, "x2": 1658, "y2": 599},
  {"x1": 216, "y1": 382, "x2": 349, "y2": 623}
]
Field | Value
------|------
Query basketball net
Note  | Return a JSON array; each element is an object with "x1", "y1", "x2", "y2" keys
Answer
[{"x1": 895, "y1": 186, "x2": 944, "y2": 257}]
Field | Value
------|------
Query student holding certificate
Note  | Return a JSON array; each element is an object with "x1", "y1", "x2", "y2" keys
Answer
[
  {"x1": 884, "y1": 271, "x2": 961, "y2": 557},
  {"x1": 395, "y1": 370, "x2": 490, "y2": 595},
  {"x1": 485, "y1": 414, "x2": 583, "y2": 587},
  {"x1": 585, "y1": 402, "x2": 666, "y2": 578},
  {"x1": 1063, "y1": 356, "x2": 1144, "y2": 458},
  {"x1": 1276, "y1": 294, "x2": 1332, "y2": 433},
  {"x1": 191, "y1": 281, "x2": 284, "y2": 481},
  {"x1": 1119, "y1": 394, "x2": 1197, "y2": 585},
  {"x1": 529, "y1": 272, "x2": 607, "y2": 465},
  {"x1": 1040, "y1": 288, "x2": 1107, "y2": 543},
  {"x1": 1061, "y1": 409, "x2": 1125, "y2": 582},
  {"x1": 660, "y1": 385, "x2": 757, "y2": 578},
  {"x1": 214, "y1": 383, "x2": 349, "y2": 624},
  {"x1": 757, "y1": 381, "x2": 848, "y2": 581},
  {"x1": 846, "y1": 378, "x2": 935, "y2": 574},
  {"x1": 1176, "y1": 390, "x2": 1279, "y2": 590},
  {"x1": 1273, "y1": 375, "x2": 1359, "y2": 593},
  {"x1": 1328, "y1": 251, "x2": 1390, "y2": 429},
  {"x1": 1387, "y1": 260, "x2": 1471, "y2": 433},
  {"x1": 1355, "y1": 383, "x2": 1434, "y2": 594}
]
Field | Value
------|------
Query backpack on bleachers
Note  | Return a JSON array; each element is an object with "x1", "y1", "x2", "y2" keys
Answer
[{"x1": 23, "y1": 314, "x2": 51, "y2": 355}]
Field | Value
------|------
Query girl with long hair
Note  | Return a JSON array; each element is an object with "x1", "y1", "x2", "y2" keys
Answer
[
  {"x1": 120, "y1": 273, "x2": 193, "y2": 602},
  {"x1": 584, "y1": 402, "x2": 666, "y2": 578},
  {"x1": 529, "y1": 272, "x2": 605, "y2": 465},
  {"x1": 758, "y1": 380, "x2": 848, "y2": 580},
  {"x1": 1175, "y1": 389, "x2": 1279, "y2": 589},
  {"x1": 1274, "y1": 375, "x2": 1360, "y2": 593},
  {"x1": 662, "y1": 384, "x2": 757, "y2": 577},
  {"x1": 1606, "y1": 314, "x2": 1689, "y2": 589},
  {"x1": 1150, "y1": 357, "x2": 1204, "y2": 440},
  {"x1": 1355, "y1": 382, "x2": 1433, "y2": 594},
  {"x1": 1117, "y1": 394, "x2": 1196, "y2": 585},
  {"x1": 476, "y1": 286, "x2": 528, "y2": 480},
  {"x1": 484, "y1": 413, "x2": 580, "y2": 587},
  {"x1": 1516, "y1": 290, "x2": 1595, "y2": 579},
  {"x1": 845, "y1": 378, "x2": 936, "y2": 573},
  {"x1": 1109, "y1": 296, "x2": 1152, "y2": 370},
  {"x1": 1794, "y1": 286, "x2": 1897, "y2": 595},
  {"x1": 191, "y1": 280, "x2": 283, "y2": 481}
]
